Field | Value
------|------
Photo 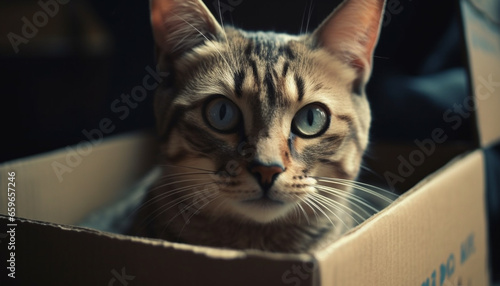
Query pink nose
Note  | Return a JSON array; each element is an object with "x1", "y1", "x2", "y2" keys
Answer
[{"x1": 250, "y1": 165, "x2": 284, "y2": 186}]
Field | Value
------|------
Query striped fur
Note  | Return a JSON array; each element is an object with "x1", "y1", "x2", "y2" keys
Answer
[{"x1": 131, "y1": 0, "x2": 386, "y2": 252}]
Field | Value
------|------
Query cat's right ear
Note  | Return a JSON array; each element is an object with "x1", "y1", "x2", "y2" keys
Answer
[
  {"x1": 150, "y1": 0, "x2": 224, "y2": 60},
  {"x1": 311, "y1": 0, "x2": 385, "y2": 93}
]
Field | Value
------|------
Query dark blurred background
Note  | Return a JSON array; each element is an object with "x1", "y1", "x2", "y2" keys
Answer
[
  {"x1": 1, "y1": 1, "x2": 156, "y2": 162},
  {"x1": 0, "y1": 0, "x2": 473, "y2": 162},
  {"x1": 1, "y1": 0, "x2": 498, "y2": 281}
]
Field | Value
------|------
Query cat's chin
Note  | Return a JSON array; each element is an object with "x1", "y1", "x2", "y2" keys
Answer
[{"x1": 229, "y1": 198, "x2": 295, "y2": 224}]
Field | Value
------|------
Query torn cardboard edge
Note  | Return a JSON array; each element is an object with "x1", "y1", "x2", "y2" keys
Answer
[
  {"x1": 0, "y1": 214, "x2": 319, "y2": 286},
  {"x1": 0, "y1": 215, "x2": 313, "y2": 263}
]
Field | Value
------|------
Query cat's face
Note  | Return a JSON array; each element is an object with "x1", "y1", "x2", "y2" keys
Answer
[{"x1": 150, "y1": 0, "x2": 384, "y2": 224}]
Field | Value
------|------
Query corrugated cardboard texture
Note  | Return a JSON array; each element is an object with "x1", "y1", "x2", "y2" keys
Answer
[
  {"x1": 0, "y1": 217, "x2": 317, "y2": 286},
  {"x1": 0, "y1": 137, "x2": 490, "y2": 285},
  {"x1": 461, "y1": 0, "x2": 500, "y2": 147},
  {"x1": 314, "y1": 150, "x2": 489, "y2": 285},
  {"x1": 0, "y1": 132, "x2": 157, "y2": 225}
]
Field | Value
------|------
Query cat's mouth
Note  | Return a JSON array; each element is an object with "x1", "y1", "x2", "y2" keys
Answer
[
  {"x1": 232, "y1": 195, "x2": 293, "y2": 223},
  {"x1": 242, "y1": 197, "x2": 284, "y2": 207}
]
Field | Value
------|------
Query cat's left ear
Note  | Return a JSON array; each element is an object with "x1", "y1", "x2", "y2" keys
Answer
[
  {"x1": 311, "y1": 0, "x2": 385, "y2": 93},
  {"x1": 150, "y1": 0, "x2": 224, "y2": 59}
]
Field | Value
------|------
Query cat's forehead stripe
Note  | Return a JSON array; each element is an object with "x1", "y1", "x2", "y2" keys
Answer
[
  {"x1": 248, "y1": 59, "x2": 259, "y2": 84},
  {"x1": 294, "y1": 74, "x2": 305, "y2": 102},
  {"x1": 280, "y1": 45, "x2": 296, "y2": 60},
  {"x1": 264, "y1": 65, "x2": 277, "y2": 107},
  {"x1": 244, "y1": 41, "x2": 253, "y2": 56},
  {"x1": 243, "y1": 31, "x2": 298, "y2": 63},
  {"x1": 282, "y1": 62, "x2": 290, "y2": 77},
  {"x1": 230, "y1": 33, "x2": 306, "y2": 107},
  {"x1": 234, "y1": 70, "x2": 245, "y2": 98}
]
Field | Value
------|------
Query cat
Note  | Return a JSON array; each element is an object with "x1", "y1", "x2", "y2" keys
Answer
[{"x1": 129, "y1": 0, "x2": 390, "y2": 253}]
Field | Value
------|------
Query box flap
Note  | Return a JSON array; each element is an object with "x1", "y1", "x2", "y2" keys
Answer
[
  {"x1": 461, "y1": 0, "x2": 500, "y2": 147},
  {"x1": 0, "y1": 217, "x2": 318, "y2": 286},
  {"x1": 0, "y1": 132, "x2": 158, "y2": 225},
  {"x1": 313, "y1": 150, "x2": 489, "y2": 285}
]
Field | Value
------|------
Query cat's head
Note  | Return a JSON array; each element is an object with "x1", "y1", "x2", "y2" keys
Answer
[{"x1": 150, "y1": 0, "x2": 385, "y2": 224}]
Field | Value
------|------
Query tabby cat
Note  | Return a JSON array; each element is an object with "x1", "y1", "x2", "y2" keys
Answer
[{"x1": 130, "y1": 0, "x2": 389, "y2": 252}]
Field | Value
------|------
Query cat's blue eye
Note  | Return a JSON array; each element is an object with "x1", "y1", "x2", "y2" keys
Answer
[
  {"x1": 292, "y1": 104, "x2": 330, "y2": 138},
  {"x1": 204, "y1": 97, "x2": 241, "y2": 133}
]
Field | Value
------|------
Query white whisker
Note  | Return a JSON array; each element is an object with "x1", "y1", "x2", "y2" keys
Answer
[
  {"x1": 130, "y1": 181, "x2": 217, "y2": 223},
  {"x1": 310, "y1": 192, "x2": 362, "y2": 225},
  {"x1": 294, "y1": 196, "x2": 311, "y2": 225},
  {"x1": 139, "y1": 191, "x2": 202, "y2": 229},
  {"x1": 157, "y1": 164, "x2": 216, "y2": 173},
  {"x1": 315, "y1": 185, "x2": 382, "y2": 214},
  {"x1": 176, "y1": 192, "x2": 221, "y2": 240},
  {"x1": 150, "y1": 178, "x2": 215, "y2": 192},
  {"x1": 156, "y1": 188, "x2": 219, "y2": 230},
  {"x1": 301, "y1": 197, "x2": 320, "y2": 223},
  {"x1": 314, "y1": 177, "x2": 397, "y2": 202},
  {"x1": 157, "y1": 171, "x2": 215, "y2": 181},
  {"x1": 305, "y1": 0, "x2": 314, "y2": 33},
  {"x1": 304, "y1": 197, "x2": 336, "y2": 227}
]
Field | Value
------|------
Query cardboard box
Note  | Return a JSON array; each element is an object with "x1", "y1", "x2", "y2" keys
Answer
[
  {"x1": 0, "y1": 139, "x2": 491, "y2": 285},
  {"x1": 1, "y1": 0, "x2": 499, "y2": 285}
]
